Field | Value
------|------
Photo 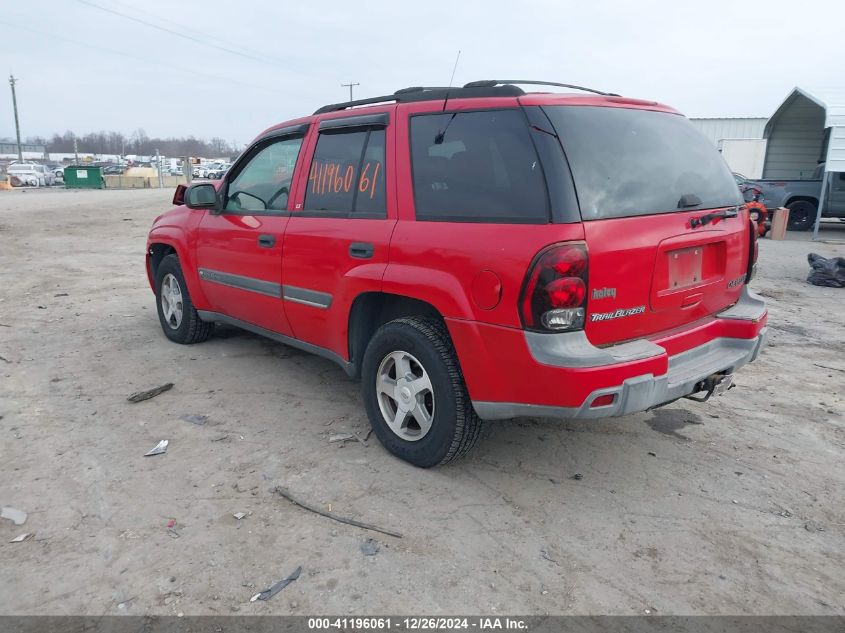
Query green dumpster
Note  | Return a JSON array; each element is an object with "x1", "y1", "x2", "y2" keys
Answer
[{"x1": 63, "y1": 166, "x2": 104, "y2": 189}]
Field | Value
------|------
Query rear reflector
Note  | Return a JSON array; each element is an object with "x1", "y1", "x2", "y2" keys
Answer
[{"x1": 591, "y1": 394, "x2": 616, "y2": 408}]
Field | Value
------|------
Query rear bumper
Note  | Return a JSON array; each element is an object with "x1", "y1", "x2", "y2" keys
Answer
[
  {"x1": 473, "y1": 328, "x2": 765, "y2": 420},
  {"x1": 454, "y1": 287, "x2": 767, "y2": 421}
]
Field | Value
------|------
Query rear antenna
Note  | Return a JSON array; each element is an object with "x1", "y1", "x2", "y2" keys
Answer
[{"x1": 434, "y1": 50, "x2": 461, "y2": 144}]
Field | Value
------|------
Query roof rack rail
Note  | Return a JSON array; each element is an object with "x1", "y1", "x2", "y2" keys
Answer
[
  {"x1": 463, "y1": 79, "x2": 619, "y2": 97},
  {"x1": 313, "y1": 84, "x2": 525, "y2": 115}
]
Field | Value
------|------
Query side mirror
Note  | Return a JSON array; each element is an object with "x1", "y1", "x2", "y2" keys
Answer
[
  {"x1": 185, "y1": 183, "x2": 218, "y2": 210},
  {"x1": 172, "y1": 184, "x2": 187, "y2": 206}
]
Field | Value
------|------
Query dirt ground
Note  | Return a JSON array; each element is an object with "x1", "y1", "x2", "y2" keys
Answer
[{"x1": 0, "y1": 188, "x2": 843, "y2": 616}]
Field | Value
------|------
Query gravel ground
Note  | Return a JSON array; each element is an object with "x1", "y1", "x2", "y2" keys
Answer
[{"x1": 0, "y1": 188, "x2": 843, "y2": 616}]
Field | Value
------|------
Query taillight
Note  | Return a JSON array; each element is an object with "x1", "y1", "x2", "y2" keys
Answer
[
  {"x1": 746, "y1": 219, "x2": 758, "y2": 283},
  {"x1": 520, "y1": 243, "x2": 588, "y2": 331}
]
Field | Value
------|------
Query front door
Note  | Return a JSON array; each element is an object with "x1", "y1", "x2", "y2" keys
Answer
[{"x1": 195, "y1": 132, "x2": 306, "y2": 336}]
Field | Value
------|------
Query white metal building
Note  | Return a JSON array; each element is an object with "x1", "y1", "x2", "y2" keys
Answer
[
  {"x1": 690, "y1": 118, "x2": 767, "y2": 144},
  {"x1": 690, "y1": 118, "x2": 768, "y2": 178}
]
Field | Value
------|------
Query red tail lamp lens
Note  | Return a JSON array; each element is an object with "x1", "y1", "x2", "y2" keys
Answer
[
  {"x1": 549, "y1": 248, "x2": 587, "y2": 278},
  {"x1": 520, "y1": 243, "x2": 589, "y2": 332},
  {"x1": 546, "y1": 277, "x2": 586, "y2": 308}
]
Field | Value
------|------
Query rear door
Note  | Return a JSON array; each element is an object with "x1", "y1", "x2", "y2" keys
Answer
[
  {"x1": 281, "y1": 110, "x2": 396, "y2": 359},
  {"x1": 542, "y1": 104, "x2": 749, "y2": 346}
]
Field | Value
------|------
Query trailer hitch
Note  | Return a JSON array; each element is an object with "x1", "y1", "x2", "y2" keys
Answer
[{"x1": 684, "y1": 373, "x2": 734, "y2": 403}]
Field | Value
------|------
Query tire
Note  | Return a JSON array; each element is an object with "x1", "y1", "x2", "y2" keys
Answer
[
  {"x1": 361, "y1": 316, "x2": 483, "y2": 467},
  {"x1": 786, "y1": 200, "x2": 816, "y2": 231},
  {"x1": 154, "y1": 254, "x2": 213, "y2": 344}
]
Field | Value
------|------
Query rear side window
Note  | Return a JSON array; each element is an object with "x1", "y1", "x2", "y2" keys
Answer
[
  {"x1": 304, "y1": 129, "x2": 386, "y2": 216},
  {"x1": 410, "y1": 110, "x2": 548, "y2": 223},
  {"x1": 543, "y1": 106, "x2": 743, "y2": 220}
]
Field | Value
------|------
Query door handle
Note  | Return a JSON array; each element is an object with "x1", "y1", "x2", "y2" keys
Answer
[
  {"x1": 349, "y1": 242, "x2": 374, "y2": 259},
  {"x1": 257, "y1": 234, "x2": 276, "y2": 248}
]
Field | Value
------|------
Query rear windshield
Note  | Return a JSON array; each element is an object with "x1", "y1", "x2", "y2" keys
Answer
[{"x1": 543, "y1": 106, "x2": 742, "y2": 220}]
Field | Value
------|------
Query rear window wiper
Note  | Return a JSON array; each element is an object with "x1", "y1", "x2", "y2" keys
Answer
[{"x1": 690, "y1": 207, "x2": 739, "y2": 228}]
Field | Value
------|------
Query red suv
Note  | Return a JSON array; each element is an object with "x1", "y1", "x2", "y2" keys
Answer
[{"x1": 146, "y1": 80, "x2": 767, "y2": 467}]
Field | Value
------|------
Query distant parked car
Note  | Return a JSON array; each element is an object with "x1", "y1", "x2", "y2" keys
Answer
[
  {"x1": 103, "y1": 165, "x2": 126, "y2": 175},
  {"x1": 48, "y1": 164, "x2": 65, "y2": 179},
  {"x1": 34, "y1": 164, "x2": 56, "y2": 186},
  {"x1": 8, "y1": 163, "x2": 46, "y2": 186},
  {"x1": 206, "y1": 163, "x2": 230, "y2": 179}
]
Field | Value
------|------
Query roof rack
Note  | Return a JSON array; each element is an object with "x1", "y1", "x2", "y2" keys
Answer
[
  {"x1": 313, "y1": 80, "x2": 618, "y2": 114},
  {"x1": 463, "y1": 80, "x2": 619, "y2": 97},
  {"x1": 313, "y1": 84, "x2": 525, "y2": 114}
]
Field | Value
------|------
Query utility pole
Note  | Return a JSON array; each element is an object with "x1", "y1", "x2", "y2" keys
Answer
[
  {"x1": 341, "y1": 81, "x2": 360, "y2": 101},
  {"x1": 8, "y1": 75, "x2": 23, "y2": 163},
  {"x1": 156, "y1": 149, "x2": 163, "y2": 188},
  {"x1": 73, "y1": 137, "x2": 79, "y2": 165}
]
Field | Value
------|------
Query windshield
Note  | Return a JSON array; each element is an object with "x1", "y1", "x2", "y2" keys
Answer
[{"x1": 543, "y1": 106, "x2": 742, "y2": 220}]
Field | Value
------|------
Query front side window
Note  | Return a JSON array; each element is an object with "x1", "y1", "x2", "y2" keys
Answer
[
  {"x1": 225, "y1": 136, "x2": 304, "y2": 213},
  {"x1": 410, "y1": 110, "x2": 549, "y2": 223},
  {"x1": 304, "y1": 128, "x2": 386, "y2": 216}
]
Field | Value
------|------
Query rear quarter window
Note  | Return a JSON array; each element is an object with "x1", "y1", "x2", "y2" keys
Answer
[
  {"x1": 410, "y1": 110, "x2": 549, "y2": 223},
  {"x1": 543, "y1": 106, "x2": 743, "y2": 220}
]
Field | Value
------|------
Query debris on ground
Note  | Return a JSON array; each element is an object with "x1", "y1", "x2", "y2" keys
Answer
[
  {"x1": 210, "y1": 434, "x2": 229, "y2": 442},
  {"x1": 1, "y1": 507, "x2": 27, "y2": 525},
  {"x1": 181, "y1": 414, "x2": 209, "y2": 426},
  {"x1": 807, "y1": 253, "x2": 845, "y2": 288},
  {"x1": 805, "y1": 521, "x2": 826, "y2": 532},
  {"x1": 813, "y1": 363, "x2": 845, "y2": 374},
  {"x1": 328, "y1": 429, "x2": 372, "y2": 447},
  {"x1": 360, "y1": 538, "x2": 380, "y2": 556},
  {"x1": 127, "y1": 383, "x2": 174, "y2": 403},
  {"x1": 540, "y1": 548, "x2": 560, "y2": 565},
  {"x1": 10, "y1": 533, "x2": 33, "y2": 543},
  {"x1": 571, "y1": 473, "x2": 583, "y2": 481},
  {"x1": 0, "y1": 354, "x2": 10, "y2": 363},
  {"x1": 233, "y1": 512, "x2": 247, "y2": 520},
  {"x1": 250, "y1": 566, "x2": 302, "y2": 602},
  {"x1": 648, "y1": 451, "x2": 657, "y2": 457},
  {"x1": 166, "y1": 519, "x2": 176, "y2": 529},
  {"x1": 144, "y1": 440, "x2": 169, "y2": 457},
  {"x1": 272, "y1": 486, "x2": 403, "y2": 538},
  {"x1": 328, "y1": 432, "x2": 357, "y2": 444}
]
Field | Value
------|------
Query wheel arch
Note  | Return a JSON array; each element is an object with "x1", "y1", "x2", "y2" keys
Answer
[
  {"x1": 347, "y1": 292, "x2": 445, "y2": 379},
  {"x1": 146, "y1": 231, "x2": 211, "y2": 309},
  {"x1": 785, "y1": 195, "x2": 819, "y2": 208}
]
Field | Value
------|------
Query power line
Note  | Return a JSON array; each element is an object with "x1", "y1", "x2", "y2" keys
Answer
[
  {"x1": 109, "y1": 0, "x2": 287, "y2": 67},
  {"x1": 77, "y1": 0, "x2": 291, "y2": 70},
  {"x1": 0, "y1": 19, "x2": 283, "y2": 96}
]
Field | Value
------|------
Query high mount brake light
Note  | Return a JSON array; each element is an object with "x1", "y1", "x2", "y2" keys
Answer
[{"x1": 520, "y1": 243, "x2": 589, "y2": 332}]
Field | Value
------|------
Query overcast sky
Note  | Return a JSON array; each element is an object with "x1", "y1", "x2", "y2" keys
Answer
[{"x1": 1, "y1": 0, "x2": 843, "y2": 148}]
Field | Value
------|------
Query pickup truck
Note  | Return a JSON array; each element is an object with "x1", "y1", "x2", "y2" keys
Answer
[{"x1": 737, "y1": 164, "x2": 845, "y2": 231}]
